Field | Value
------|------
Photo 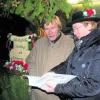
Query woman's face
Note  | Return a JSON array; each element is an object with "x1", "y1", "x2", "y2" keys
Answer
[
  {"x1": 72, "y1": 22, "x2": 91, "y2": 39},
  {"x1": 44, "y1": 21, "x2": 59, "y2": 41}
]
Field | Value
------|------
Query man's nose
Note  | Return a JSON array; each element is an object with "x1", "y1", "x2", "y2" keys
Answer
[{"x1": 48, "y1": 30, "x2": 52, "y2": 34}]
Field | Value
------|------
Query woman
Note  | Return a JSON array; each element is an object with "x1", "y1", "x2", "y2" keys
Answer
[{"x1": 41, "y1": 8, "x2": 100, "y2": 100}]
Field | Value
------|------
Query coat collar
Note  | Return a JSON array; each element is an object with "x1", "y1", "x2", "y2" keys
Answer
[
  {"x1": 75, "y1": 29, "x2": 100, "y2": 50},
  {"x1": 49, "y1": 32, "x2": 61, "y2": 44}
]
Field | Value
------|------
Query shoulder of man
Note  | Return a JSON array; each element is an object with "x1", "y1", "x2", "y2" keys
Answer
[
  {"x1": 34, "y1": 37, "x2": 49, "y2": 47},
  {"x1": 61, "y1": 33, "x2": 73, "y2": 41}
]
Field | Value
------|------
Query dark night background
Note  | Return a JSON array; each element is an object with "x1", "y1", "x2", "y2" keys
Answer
[{"x1": 0, "y1": 13, "x2": 36, "y2": 61}]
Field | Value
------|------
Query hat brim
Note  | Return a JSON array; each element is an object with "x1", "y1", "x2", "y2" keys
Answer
[{"x1": 67, "y1": 17, "x2": 100, "y2": 27}]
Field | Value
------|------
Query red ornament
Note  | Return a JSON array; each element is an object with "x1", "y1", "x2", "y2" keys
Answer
[{"x1": 85, "y1": 9, "x2": 94, "y2": 17}]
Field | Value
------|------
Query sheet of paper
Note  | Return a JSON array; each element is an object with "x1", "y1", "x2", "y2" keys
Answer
[{"x1": 23, "y1": 73, "x2": 77, "y2": 88}]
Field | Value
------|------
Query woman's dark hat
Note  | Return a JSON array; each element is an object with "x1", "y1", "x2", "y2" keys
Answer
[{"x1": 67, "y1": 9, "x2": 100, "y2": 26}]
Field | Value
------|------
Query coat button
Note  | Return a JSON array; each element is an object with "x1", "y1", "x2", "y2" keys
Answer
[{"x1": 82, "y1": 64, "x2": 86, "y2": 68}]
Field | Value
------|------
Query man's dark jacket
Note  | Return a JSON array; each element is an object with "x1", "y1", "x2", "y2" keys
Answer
[{"x1": 51, "y1": 29, "x2": 100, "y2": 100}]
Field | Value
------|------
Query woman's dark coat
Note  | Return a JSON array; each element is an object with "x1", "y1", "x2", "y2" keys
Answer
[{"x1": 51, "y1": 29, "x2": 100, "y2": 100}]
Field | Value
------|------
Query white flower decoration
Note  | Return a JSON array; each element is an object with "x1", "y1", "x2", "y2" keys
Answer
[{"x1": 83, "y1": 11, "x2": 88, "y2": 17}]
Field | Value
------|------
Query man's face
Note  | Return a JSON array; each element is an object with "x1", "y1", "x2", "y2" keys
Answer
[
  {"x1": 44, "y1": 21, "x2": 59, "y2": 41},
  {"x1": 72, "y1": 22, "x2": 91, "y2": 39}
]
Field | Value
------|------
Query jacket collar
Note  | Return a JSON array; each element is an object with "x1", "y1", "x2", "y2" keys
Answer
[
  {"x1": 75, "y1": 29, "x2": 100, "y2": 50},
  {"x1": 49, "y1": 32, "x2": 62, "y2": 44},
  {"x1": 51, "y1": 32, "x2": 61, "y2": 43}
]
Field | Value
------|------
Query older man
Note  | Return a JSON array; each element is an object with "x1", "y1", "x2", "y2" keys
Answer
[{"x1": 26, "y1": 15, "x2": 74, "y2": 100}]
